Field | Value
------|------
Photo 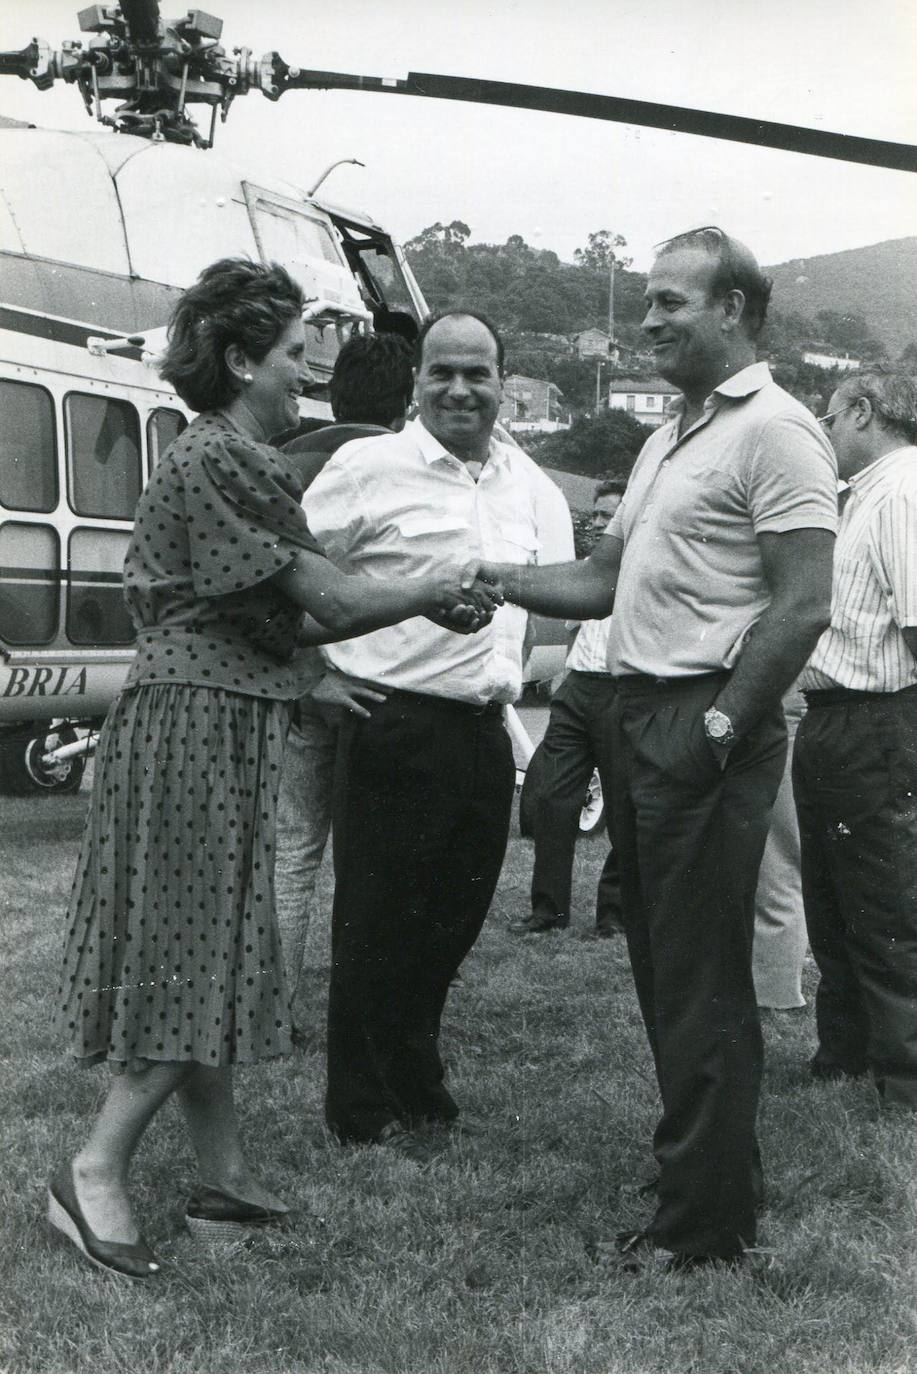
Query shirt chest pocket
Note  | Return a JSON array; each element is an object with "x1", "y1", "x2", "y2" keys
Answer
[{"x1": 395, "y1": 514, "x2": 472, "y2": 548}]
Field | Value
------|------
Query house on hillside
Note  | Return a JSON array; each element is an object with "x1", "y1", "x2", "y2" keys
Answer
[
  {"x1": 801, "y1": 348, "x2": 862, "y2": 372},
  {"x1": 572, "y1": 327, "x2": 613, "y2": 360},
  {"x1": 607, "y1": 377, "x2": 680, "y2": 428},
  {"x1": 499, "y1": 374, "x2": 568, "y2": 433}
]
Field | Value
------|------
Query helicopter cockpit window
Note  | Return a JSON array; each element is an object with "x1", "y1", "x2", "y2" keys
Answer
[
  {"x1": 255, "y1": 204, "x2": 342, "y2": 267},
  {"x1": 65, "y1": 395, "x2": 142, "y2": 520},
  {"x1": 67, "y1": 529, "x2": 133, "y2": 646},
  {"x1": 0, "y1": 522, "x2": 59, "y2": 646},
  {"x1": 0, "y1": 380, "x2": 58, "y2": 514},
  {"x1": 147, "y1": 408, "x2": 188, "y2": 470},
  {"x1": 351, "y1": 243, "x2": 417, "y2": 318}
]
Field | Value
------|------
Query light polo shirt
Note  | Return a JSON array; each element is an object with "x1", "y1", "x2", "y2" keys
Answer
[
  {"x1": 606, "y1": 362, "x2": 838, "y2": 677},
  {"x1": 801, "y1": 445, "x2": 917, "y2": 693},
  {"x1": 566, "y1": 614, "x2": 613, "y2": 673},
  {"x1": 303, "y1": 418, "x2": 574, "y2": 704}
]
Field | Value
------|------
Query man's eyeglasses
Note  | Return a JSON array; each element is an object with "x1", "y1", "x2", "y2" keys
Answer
[{"x1": 818, "y1": 401, "x2": 857, "y2": 431}]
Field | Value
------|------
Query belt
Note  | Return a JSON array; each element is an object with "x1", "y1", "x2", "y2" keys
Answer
[
  {"x1": 803, "y1": 684, "x2": 917, "y2": 708},
  {"x1": 614, "y1": 670, "x2": 730, "y2": 696},
  {"x1": 389, "y1": 688, "x2": 504, "y2": 718}
]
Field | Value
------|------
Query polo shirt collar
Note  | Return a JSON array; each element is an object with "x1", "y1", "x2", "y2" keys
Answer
[
  {"x1": 711, "y1": 360, "x2": 772, "y2": 400},
  {"x1": 410, "y1": 416, "x2": 508, "y2": 471},
  {"x1": 848, "y1": 444, "x2": 916, "y2": 496},
  {"x1": 662, "y1": 361, "x2": 771, "y2": 427}
]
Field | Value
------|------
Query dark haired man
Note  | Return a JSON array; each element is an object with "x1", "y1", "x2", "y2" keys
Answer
[
  {"x1": 304, "y1": 310, "x2": 574, "y2": 1144},
  {"x1": 512, "y1": 479, "x2": 626, "y2": 938},
  {"x1": 471, "y1": 229, "x2": 838, "y2": 1268},
  {"x1": 795, "y1": 367, "x2": 917, "y2": 1108},
  {"x1": 273, "y1": 331, "x2": 416, "y2": 1002}
]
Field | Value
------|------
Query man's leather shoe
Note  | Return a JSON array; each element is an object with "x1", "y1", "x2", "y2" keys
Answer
[
  {"x1": 810, "y1": 1052, "x2": 868, "y2": 1081},
  {"x1": 509, "y1": 910, "x2": 568, "y2": 935},
  {"x1": 615, "y1": 1228, "x2": 744, "y2": 1274}
]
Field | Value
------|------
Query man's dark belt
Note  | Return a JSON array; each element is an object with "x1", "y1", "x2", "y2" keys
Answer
[
  {"x1": 803, "y1": 684, "x2": 917, "y2": 708},
  {"x1": 614, "y1": 670, "x2": 730, "y2": 695},
  {"x1": 389, "y1": 688, "x2": 504, "y2": 718}
]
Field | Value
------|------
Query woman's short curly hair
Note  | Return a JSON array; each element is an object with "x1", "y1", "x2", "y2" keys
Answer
[{"x1": 159, "y1": 258, "x2": 304, "y2": 413}]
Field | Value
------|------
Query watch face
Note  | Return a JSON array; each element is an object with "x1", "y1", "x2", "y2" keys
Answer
[{"x1": 705, "y1": 709, "x2": 731, "y2": 740}]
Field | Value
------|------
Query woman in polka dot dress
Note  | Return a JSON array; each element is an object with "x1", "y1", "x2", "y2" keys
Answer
[{"x1": 50, "y1": 258, "x2": 501, "y2": 1279}]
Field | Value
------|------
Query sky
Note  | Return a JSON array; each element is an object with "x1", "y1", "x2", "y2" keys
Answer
[{"x1": 2, "y1": 0, "x2": 916, "y2": 271}]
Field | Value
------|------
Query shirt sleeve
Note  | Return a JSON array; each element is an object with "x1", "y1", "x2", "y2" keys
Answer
[
  {"x1": 748, "y1": 412, "x2": 839, "y2": 535},
  {"x1": 871, "y1": 485, "x2": 917, "y2": 627},
  {"x1": 531, "y1": 471, "x2": 576, "y2": 564},
  {"x1": 186, "y1": 429, "x2": 324, "y2": 599},
  {"x1": 302, "y1": 450, "x2": 366, "y2": 564}
]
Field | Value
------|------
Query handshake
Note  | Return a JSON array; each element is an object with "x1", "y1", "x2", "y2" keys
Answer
[{"x1": 425, "y1": 560, "x2": 505, "y2": 634}]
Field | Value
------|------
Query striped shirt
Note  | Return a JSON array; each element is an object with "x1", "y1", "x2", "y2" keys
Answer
[{"x1": 801, "y1": 445, "x2": 917, "y2": 692}]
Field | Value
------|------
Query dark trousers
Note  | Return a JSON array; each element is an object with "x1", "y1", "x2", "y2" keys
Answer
[
  {"x1": 610, "y1": 673, "x2": 786, "y2": 1258},
  {"x1": 793, "y1": 689, "x2": 917, "y2": 1108},
  {"x1": 326, "y1": 690, "x2": 516, "y2": 1142},
  {"x1": 527, "y1": 671, "x2": 622, "y2": 930}
]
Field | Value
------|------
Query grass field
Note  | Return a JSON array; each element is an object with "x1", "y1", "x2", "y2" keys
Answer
[{"x1": 0, "y1": 779, "x2": 914, "y2": 1374}]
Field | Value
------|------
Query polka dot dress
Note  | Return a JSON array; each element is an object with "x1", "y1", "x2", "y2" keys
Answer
[
  {"x1": 59, "y1": 685, "x2": 293, "y2": 1066},
  {"x1": 57, "y1": 412, "x2": 326, "y2": 1068}
]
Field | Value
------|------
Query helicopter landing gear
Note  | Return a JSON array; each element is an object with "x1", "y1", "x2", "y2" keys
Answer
[{"x1": 0, "y1": 723, "x2": 87, "y2": 796}]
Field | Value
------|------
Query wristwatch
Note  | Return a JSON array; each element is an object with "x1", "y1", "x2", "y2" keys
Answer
[{"x1": 703, "y1": 705, "x2": 736, "y2": 748}]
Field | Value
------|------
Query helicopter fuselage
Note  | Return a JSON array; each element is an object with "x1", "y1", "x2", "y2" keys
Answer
[{"x1": 0, "y1": 123, "x2": 427, "y2": 790}]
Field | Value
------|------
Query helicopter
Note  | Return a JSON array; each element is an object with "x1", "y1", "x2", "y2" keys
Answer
[{"x1": 1, "y1": 1, "x2": 914, "y2": 795}]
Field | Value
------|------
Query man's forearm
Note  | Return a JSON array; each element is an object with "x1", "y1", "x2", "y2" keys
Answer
[
  {"x1": 488, "y1": 553, "x2": 617, "y2": 620},
  {"x1": 715, "y1": 608, "x2": 828, "y2": 739}
]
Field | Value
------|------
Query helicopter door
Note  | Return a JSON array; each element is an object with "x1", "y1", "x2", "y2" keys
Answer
[{"x1": 242, "y1": 185, "x2": 371, "y2": 380}]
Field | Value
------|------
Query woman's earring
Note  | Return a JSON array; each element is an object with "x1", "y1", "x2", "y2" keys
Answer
[{"x1": 243, "y1": 372, "x2": 253, "y2": 384}]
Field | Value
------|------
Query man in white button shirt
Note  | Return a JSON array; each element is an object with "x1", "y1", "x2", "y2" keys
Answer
[
  {"x1": 304, "y1": 311, "x2": 574, "y2": 1143},
  {"x1": 795, "y1": 367, "x2": 917, "y2": 1108}
]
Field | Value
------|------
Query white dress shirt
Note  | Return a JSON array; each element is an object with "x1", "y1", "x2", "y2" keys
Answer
[
  {"x1": 801, "y1": 445, "x2": 917, "y2": 693},
  {"x1": 303, "y1": 418, "x2": 574, "y2": 704},
  {"x1": 566, "y1": 615, "x2": 613, "y2": 673}
]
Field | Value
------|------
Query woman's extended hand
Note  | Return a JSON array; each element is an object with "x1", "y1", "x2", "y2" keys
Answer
[{"x1": 425, "y1": 565, "x2": 505, "y2": 634}]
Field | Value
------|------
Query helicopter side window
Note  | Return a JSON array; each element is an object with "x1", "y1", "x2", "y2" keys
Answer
[
  {"x1": 67, "y1": 529, "x2": 133, "y2": 647},
  {"x1": 147, "y1": 408, "x2": 188, "y2": 470},
  {"x1": 0, "y1": 380, "x2": 58, "y2": 514},
  {"x1": 65, "y1": 395, "x2": 142, "y2": 520},
  {"x1": 0, "y1": 522, "x2": 59, "y2": 645}
]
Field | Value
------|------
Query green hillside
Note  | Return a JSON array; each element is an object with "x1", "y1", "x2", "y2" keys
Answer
[{"x1": 765, "y1": 237, "x2": 917, "y2": 356}]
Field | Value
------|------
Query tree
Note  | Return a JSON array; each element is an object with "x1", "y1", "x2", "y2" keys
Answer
[
  {"x1": 897, "y1": 340, "x2": 917, "y2": 370},
  {"x1": 536, "y1": 410, "x2": 650, "y2": 478},
  {"x1": 573, "y1": 229, "x2": 632, "y2": 272},
  {"x1": 814, "y1": 309, "x2": 884, "y2": 360}
]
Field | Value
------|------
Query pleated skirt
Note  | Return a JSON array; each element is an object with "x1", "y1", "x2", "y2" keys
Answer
[{"x1": 58, "y1": 683, "x2": 294, "y2": 1068}]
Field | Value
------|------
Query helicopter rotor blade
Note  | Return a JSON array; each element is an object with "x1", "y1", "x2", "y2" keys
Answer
[{"x1": 266, "y1": 64, "x2": 917, "y2": 175}]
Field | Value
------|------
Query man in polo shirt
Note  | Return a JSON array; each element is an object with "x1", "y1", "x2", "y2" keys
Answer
[
  {"x1": 304, "y1": 310, "x2": 574, "y2": 1144},
  {"x1": 794, "y1": 366, "x2": 917, "y2": 1109},
  {"x1": 472, "y1": 228, "x2": 837, "y2": 1268}
]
